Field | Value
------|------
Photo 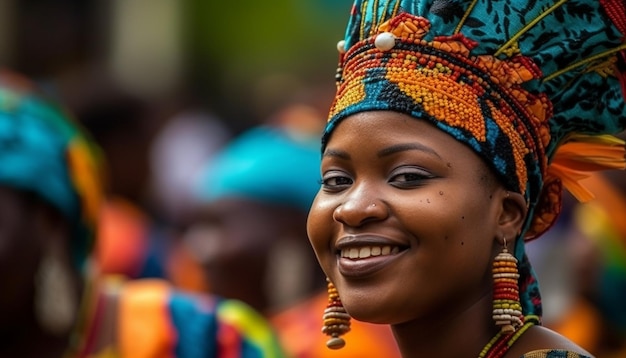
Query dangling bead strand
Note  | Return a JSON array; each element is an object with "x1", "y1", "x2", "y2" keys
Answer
[
  {"x1": 335, "y1": 40, "x2": 347, "y2": 85},
  {"x1": 492, "y1": 242, "x2": 523, "y2": 334},
  {"x1": 322, "y1": 278, "x2": 351, "y2": 349}
]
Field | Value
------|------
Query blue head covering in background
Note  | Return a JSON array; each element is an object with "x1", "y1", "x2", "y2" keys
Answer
[
  {"x1": 0, "y1": 70, "x2": 104, "y2": 270},
  {"x1": 196, "y1": 125, "x2": 321, "y2": 212}
]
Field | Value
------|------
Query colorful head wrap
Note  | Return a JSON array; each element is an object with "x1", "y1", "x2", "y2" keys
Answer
[
  {"x1": 324, "y1": 0, "x2": 626, "y2": 322},
  {"x1": 0, "y1": 70, "x2": 104, "y2": 270},
  {"x1": 195, "y1": 125, "x2": 321, "y2": 212}
]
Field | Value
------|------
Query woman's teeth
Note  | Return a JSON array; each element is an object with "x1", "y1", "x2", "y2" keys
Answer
[{"x1": 341, "y1": 246, "x2": 400, "y2": 259}]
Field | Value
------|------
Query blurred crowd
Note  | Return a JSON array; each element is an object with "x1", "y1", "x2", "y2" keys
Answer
[{"x1": 0, "y1": 0, "x2": 625, "y2": 357}]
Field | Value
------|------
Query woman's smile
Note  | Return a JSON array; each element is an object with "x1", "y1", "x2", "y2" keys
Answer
[{"x1": 335, "y1": 234, "x2": 410, "y2": 277}]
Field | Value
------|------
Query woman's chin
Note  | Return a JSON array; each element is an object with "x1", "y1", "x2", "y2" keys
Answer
[{"x1": 343, "y1": 303, "x2": 393, "y2": 325}]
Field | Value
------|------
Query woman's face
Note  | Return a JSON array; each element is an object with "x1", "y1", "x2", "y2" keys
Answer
[{"x1": 307, "y1": 111, "x2": 506, "y2": 325}]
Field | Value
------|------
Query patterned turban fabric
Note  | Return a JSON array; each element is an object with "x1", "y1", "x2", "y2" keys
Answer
[
  {"x1": 0, "y1": 71, "x2": 104, "y2": 270},
  {"x1": 324, "y1": 0, "x2": 626, "y2": 343}
]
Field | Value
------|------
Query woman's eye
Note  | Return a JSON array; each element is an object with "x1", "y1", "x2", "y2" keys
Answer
[
  {"x1": 389, "y1": 168, "x2": 432, "y2": 188},
  {"x1": 321, "y1": 174, "x2": 353, "y2": 191}
]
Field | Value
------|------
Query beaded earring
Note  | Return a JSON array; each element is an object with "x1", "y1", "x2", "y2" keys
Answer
[
  {"x1": 322, "y1": 277, "x2": 351, "y2": 349},
  {"x1": 492, "y1": 237, "x2": 523, "y2": 333}
]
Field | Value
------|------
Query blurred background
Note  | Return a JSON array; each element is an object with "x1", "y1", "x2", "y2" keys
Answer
[
  {"x1": 0, "y1": 0, "x2": 351, "y2": 222},
  {"x1": 0, "y1": 0, "x2": 353, "y2": 322}
]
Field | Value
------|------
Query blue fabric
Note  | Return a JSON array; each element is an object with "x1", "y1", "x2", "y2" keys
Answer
[
  {"x1": 168, "y1": 289, "x2": 285, "y2": 358},
  {"x1": 169, "y1": 291, "x2": 219, "y2": 358},
  {"x1": 0, "y1": 87, "x2": 78, "y2": 221},
  {"x1": 196, "y1": 126, "x2": 321, "y2": 212}
]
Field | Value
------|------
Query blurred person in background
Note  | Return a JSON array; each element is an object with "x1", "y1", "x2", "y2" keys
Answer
[
  {"x1": 187, "y1": 117, "x2": 327, "y2": 314},
  {"x1": 185, "y1": 99, "x2": 400, "y2": 357},
  {"x1": 545, "y1": 170, "x2": 626, "y2": 358},
  {"x1": 74, "y1": 86, "x2": 168, "y2": 281},
  {"x1": 147, "y1": 109, "x2": 232, "y2": 293},
  {"x1": 0, "y1": 68, "x2": 286, "y2": 358}
]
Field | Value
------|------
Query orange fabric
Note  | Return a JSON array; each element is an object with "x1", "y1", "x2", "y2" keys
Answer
[
  {"x1": 96, "y1": 198, "x2": 148, "y2": 277},
  {"x1": 118, "y1": 279, "x2": 175, "y2": 358},
  {"x1": 270, "y1": 292, "x2": 401, "y2": 358},
  {"x1": 166, "y1": 242, "x2": 209, "y2": 293}
]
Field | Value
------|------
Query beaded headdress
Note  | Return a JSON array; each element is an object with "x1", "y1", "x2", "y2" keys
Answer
[
  {"x1": 0, "y1": 70, "x2": 104, "y2": 271},
  {"x1": 324, "y1": 0, "x2": 626, "y2": 329}
]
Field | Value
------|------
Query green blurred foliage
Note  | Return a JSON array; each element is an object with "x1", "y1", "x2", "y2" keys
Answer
[
  {"x1": 183, "y1": 0, "x2": 352, "y2": 124},
  {"x1": 186, "y1": 0, "x2": 349, "y2": 81}
]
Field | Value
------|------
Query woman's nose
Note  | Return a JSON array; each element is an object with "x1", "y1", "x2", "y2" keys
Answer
[{"x1": 332, "y1": 188, "x2": 388, "y2": 227}]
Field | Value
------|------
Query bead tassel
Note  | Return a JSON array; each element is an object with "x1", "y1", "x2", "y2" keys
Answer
[
  {"x1": 492, "y1": 244, "x2": 523, "y2": 334},
  {"x1": 322, "y1": 278, "x2": 351, "y2": 350}
]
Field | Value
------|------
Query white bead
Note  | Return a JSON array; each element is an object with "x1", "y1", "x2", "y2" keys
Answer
[
  {"x1": 374, "y1": 32, "x2": 396, "y2": 51},
  {"x1": 336, "y1": 40, "x2": 346, "y2": 54}
]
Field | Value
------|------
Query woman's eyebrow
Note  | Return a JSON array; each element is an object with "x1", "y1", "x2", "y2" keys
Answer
[
  {"x1": 322, "y1": 148, "x2": 350, "y2": 160},
  {"x1": 377, "y1": 143, "x2": 441, "y2": 159}
]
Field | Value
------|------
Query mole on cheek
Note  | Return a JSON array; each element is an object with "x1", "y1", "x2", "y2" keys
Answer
[{"x1": 439, "y1": 191, "x2": 444, "y2": 195}]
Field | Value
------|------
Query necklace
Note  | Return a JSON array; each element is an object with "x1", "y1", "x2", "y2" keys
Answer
[{"x1": 479, "y1": 316, "x2": 540, "y2": 358}]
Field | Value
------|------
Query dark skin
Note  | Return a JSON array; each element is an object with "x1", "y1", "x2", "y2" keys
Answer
[
  {"x1": 0, "y1": 185, "x2": 83, "y2": 358},
  {"x1": 307, "y1": 111, "x2": 591, "y2": 357}
]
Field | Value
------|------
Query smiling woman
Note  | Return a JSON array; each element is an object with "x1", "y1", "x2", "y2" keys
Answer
[
  {"x1": 310, "y1": 110, "x2": 513, "y2": 322},
  {"x1": 306, "y1": 1, "x2": 626, "y2": 358}
]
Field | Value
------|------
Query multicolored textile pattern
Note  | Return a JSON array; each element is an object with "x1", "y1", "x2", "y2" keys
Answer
[
  {"x1": 521, "y1": 349, "x2": 592, "y2": 358},
  {"x1": 324, "y1": 1, "x2": 626, "y2": 356},
  {"x1": 0, "y1": 72, "x2": 104, "y2": 270},
  {"x1": 106, "y1": 279, "x2": 286, "y2": 358},
  {"x1": 196, "y1": 125, "x2": 321, "y2": 212}
]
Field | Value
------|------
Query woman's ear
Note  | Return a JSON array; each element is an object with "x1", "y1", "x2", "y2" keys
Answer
[{"x1": 497, "y1": 190, "x2": 527, "y2": 242}]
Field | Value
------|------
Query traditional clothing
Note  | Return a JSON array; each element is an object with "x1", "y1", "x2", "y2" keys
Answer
[{"x1": 69, "y1": 279, "x2": 285, "y2": 358}]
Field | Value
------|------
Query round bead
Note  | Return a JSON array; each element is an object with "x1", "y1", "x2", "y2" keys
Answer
[
  {"x1": 337, "y1": 40, "x2": 346, "y2": 54},
  {"x1": 326, "y1": 337, "x2": 346, "y2": 350},
  {"x1": 374, "y1": 32, "x2": 396, "y2": 51}
]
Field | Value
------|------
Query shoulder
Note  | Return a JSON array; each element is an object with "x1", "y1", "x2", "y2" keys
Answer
[{"x1": 506, "y1": 325, "x2": 594, "y2": 358}]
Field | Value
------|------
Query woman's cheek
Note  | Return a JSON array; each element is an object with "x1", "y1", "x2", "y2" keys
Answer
[{"x1": 307, "y1": 199, "x2": 333, "y2": 254}]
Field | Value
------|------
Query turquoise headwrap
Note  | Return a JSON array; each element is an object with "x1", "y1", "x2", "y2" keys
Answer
[
  {"x1": 324, "y1": 0, "x2": 626, "y2": 343},
  {"x1": 0, "y1": 72, "x2": 104, "y2": 270},
  {"x1": 196, "y1": 125, "x2": 321, "y2": 212}
]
